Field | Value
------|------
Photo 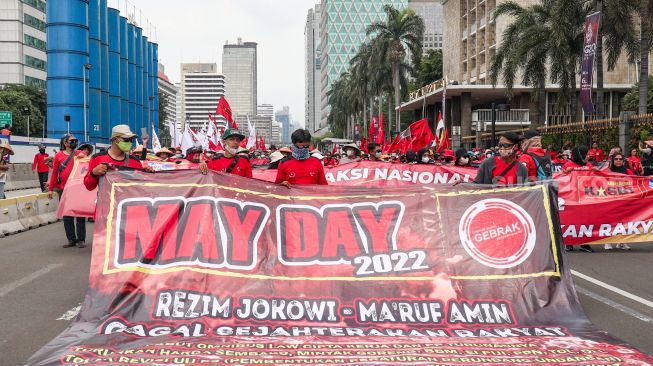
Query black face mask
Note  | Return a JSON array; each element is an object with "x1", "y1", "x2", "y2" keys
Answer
[
  {"x1": 39, "y1": 149, "x2": 45, "y2": 153},
  {"x1": 68, "y1": 141, "x2": 78, "y2": 149}
]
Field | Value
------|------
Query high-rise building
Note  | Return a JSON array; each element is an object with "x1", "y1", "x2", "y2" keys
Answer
[
  {"x1": 223, "y1": 38, "x2": 257, "y2": 117},
  {"x1": 179, "y1": 63, "x2": 225, "y2": 130},
  {"x1": 275, "y1": 106, "x2": 291, "y2": 144},
  {"x1": 0, "y1": 0, "x2": 47, "y2": 89},
  {"x1": 305, "y1": 4, "x2": 323, "y2": 137},
  {"x1": 408, "y1": 0, "x2": 443, "y2": 53},
  {"x1": 318, "y1": 0, "x2": 407, "y2": 128},
  {"x1": 257, "y1": 104, "x2": 274, "y2": 120},
  {"x1": 157, "y1": 63, "x2": 178, "y2": 129},
  {"x1": 235, "y1": 114, "x2": 282, "y2": 145}
]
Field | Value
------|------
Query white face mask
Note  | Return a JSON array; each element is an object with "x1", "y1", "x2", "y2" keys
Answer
[
  {"x1": 421, "y1": 156, "x2": 430, "y2": 163},
  {"x1": 460, "y1": 157, "x2": 469, "y2": 165},
  {"x1": 346, "y1": 150, "x2": 355, "y2": 157},
  {"x1": 226, "y1": 146, "x2": 239, "y2": 155},
  {"x1": 498, "y1": 147, "x2": 514, "y2": 158},
  {"x1": 486, "y1": 153, "x2": 493, "y2": 159},
  {"x1": 375, "y1": 151, "x2": 382, "y2": 159}
]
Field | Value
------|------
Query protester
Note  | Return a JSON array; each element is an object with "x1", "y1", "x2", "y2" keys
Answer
[
  {"x1": 200, "y1": 128, "x2": 253, "y2": 178},
  {"x1": 1, "y1": 125, "x2": 11, "y2": 136},
  {"x1": 417, "y1": 148, "x2": 432, "y2": 164},
  {"x1": 588, "y1": 142, "x2": 605, "y2": 162},
  {"x1": 77, "y1": 142, "x2": 94, "y2": 158},
  {"x1": 279, "y1": 147, "x2": 292, "y2": 158},
  {"x1": 155, "y1": 148, "x2": 174, "y2": 162},
  {"x1": 32, "y1": 145, "x2": 50, "y2": 192},
  {"x1": 0, "y1": 141, "x2": 13, "y2": 199},
  {"x1": 84, "y1": 125, "x2": 151, "y2": 192},
  {"x1": 49, "y1": 134, "x2": 86, "y2": 248},
  {"x1": 275, "y1": 129, "x2": 327, "y2": 187},
  {"x1": 368, "y1": 143, "x2": 383, "y2": 162},
  {"x1": 267, "y1": 151, "x2": 285, "y2": 169},
  {"x1": 311, "y1": 149, "x2": 325, "y2": 163},
  {"x1": 519, "y1": 130, "x2": 552, "y2": 181},
  {"x1": 603, "y1": 153, "x2": 634, "y2": 250},
  {"x1": 454, "y1": 148, "x2": 471, "y2": 167},
  {"x1": 474, "y1": 132, "x2": 527, "y2": 185},
  {"x1": 627, "y1": 148, "x2": 643, "y2": 176},
  {"x1": 339, "y1": 144, "x2": 362, "y2": 164},
  {"x1": 562, "y1": 146, "x2": 595, "y2": 173},
  {"x1": 405, "y1": 150, "x2": 418, "y2": 164},
  {"x1": 441, "y1": 149, "x2": 455, "y2": 164},
  {"x1": 324, "y1": 152, "x2": 338, "y2": 167},
  {"x1": 639, "y1": 141, "x2": 653, "y2": 176}
]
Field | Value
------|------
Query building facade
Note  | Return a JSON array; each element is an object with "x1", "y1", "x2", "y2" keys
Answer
[
  {"x1": 0, "y1": 0, "x2": 47, "y2": 89},
  {"x1": 157, "y1": 63, "x2": 178, "y2": 130},
  {"x1": 235, "y1": 114, "x2": 282, "y2": 145},
  {"x1": 275, "y1": 106, "x2": 291, "y2": 144},
  {"x1": 257, "y1": 103, "x2": 273, "y2": 120},
  {"x1": 305, "y1": 5, "x2": 323, "y2": 137},
  {"x1": 222, "y1": 38, "x2": 257, "y2": 117},
  {"x1": 318, "y1": 0, "x2": 407, "y2": 128},
  {"x1": 179, "y1": 63, "x2": 225, "y2": 130},
  {"x1": 408, "y1": 0, "x2": 443, "y2": 52}
]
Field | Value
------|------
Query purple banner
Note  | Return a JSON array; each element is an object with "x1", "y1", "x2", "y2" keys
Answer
[{"x1": 581, "y1": 11, "x2": 601, "y2": 114}]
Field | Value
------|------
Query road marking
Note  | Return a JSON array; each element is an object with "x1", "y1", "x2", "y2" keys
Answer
[
  {"x1": 572, "y1": 270, "x2": 653, "y2": 309},
  {"x1": 0, "y1": 264, "x2": 63, "y2": 297},
  {"x1": 576, "y1": 286, "x2": 653, "y2": 323},
  {"x1": 57, "y1": 304, "x2": 82, "y2": 321}
]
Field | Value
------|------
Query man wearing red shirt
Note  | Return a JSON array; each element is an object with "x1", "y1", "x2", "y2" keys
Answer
[
  {"x1": 85, "y1": 125, "x2": 151, "y2": 191},
  {"x1": 32, "y1": 145, "x2": 50, "y2": 192},
  {"x1": 276, "y1": 129, "x2": 328, "y2": 187},
  {"x1": 519, "y1": 130, "x2": 552, "y2": 181},
  {"x1": 200, "y1": 128, "x2": 253, "y2": 178},
  {"x1": 588, "y1": 142, "x2": 605, "y2": 162}
]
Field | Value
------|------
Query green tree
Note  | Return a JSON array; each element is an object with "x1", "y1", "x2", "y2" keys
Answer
[
  {"x1": 0, "y1": 85, "x2": 46, "y2": 136},
  {"x1": 637, "y1": 0, "x2": 653, "y2": 114},
  {"x1": 157, "y1": 91, "x2": 172, "y2": 147},
  {"x1": 623, "y1": 76, "x2": 653, "y2": 112},
  {"x1": 415, "y1": 49, "x2": 443, "y2": 89}
]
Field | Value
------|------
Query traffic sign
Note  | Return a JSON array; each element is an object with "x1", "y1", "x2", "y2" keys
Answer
[{"x1": 0, "y1": 111, "x2": 12, "y2": 127}]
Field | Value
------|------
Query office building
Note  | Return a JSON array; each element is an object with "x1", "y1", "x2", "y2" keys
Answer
[
  {"x1": 318, "y1": 0, "x2": 407, "y2": 128},
  {"x1": 305, "y1": 4, "x2": 323, "y2": 136},
  {"x1": 179, "y1": 63, "x2": 225, "y2": 130},
  {"x1": 408, "y1": 0, "x2": 443, "y2": 52},
  {"x1": 0, "y1": 0, "x2": 47, "y2": 89},
  {"x1": 157, "y1": 63, "x2": 178, "y2": 129},
  {"x1": 223, "y1": 38, "x2": 257, "y2": 117},
  {"x1": 257, "y1": 104, "x2": 274, "y2": 119},
  {"x1": 275, "y1": 106, "x2": 291, "y2": 143}
]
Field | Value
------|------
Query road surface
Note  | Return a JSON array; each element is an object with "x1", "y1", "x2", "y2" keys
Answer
[{"x1": 0, "y1": 222, "x2": 652, "y2": 365}]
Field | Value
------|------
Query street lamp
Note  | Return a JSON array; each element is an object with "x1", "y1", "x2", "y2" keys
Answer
[
  {"x1": 491, "y1": 103, "x2": 511, "y2": 148},
  {"x1": 21, "y1": 106, "x2": 30, "y2": 140},
  {"x1": 82, "y1": 63, "x2": 92, "y2": 142}
]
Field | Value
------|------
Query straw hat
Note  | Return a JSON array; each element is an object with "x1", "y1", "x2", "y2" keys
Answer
[
  {"x1": 0, "y1": 141, "x2": 14, "y2": 155},
  {"x1": 269, "y1": 151, "x2": 284, "y2": 164},
  {"x1": 155, "y1": 147, "x2": 173, "y2": 157}
]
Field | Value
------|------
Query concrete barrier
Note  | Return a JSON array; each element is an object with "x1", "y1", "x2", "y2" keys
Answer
[
  {"x1": 5, "y1": 163, "x2": 41, "y2": 191},
  {"x1": 0, "y1": 193, "x2": 60, "y2": 237}
]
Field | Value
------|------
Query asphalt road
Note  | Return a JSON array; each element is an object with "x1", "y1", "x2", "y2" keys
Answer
[{"x1": 0, "y1": 222, "x2": 652, "y2": 365}]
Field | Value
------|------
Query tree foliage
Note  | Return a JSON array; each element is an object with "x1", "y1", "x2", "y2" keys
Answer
[{"x1": 0, "y1": 85, "x2": 46, "y2": 136}]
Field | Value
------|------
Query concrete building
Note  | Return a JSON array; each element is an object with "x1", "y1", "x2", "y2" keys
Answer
[
  {"x1": 0, "y1": 0, "x2": 47, "y2": 89},
  {"x1": 157, "y1": 63, "x2": 178, "y2": 130},
  {"x1": 305, "y1": 4, "x2": 324, "y2": 137},
  {"x1": 275, "y1": 106, "x2": 291, "y2": 143},
  {"x1": 223, "y1": 38, "x2": 257, "y2": 117},
  {"x1": 235, "y1": 114, "x2": 282, "y2": 145},
  {"x1": 318, "y1": 0, "x2": 407, "y2": 128},
  {"x1": 257, "y1": 103, "x2": 274, "y2": 120},
  {"x1": 408, "y1": 0, "x2": 443, "y2": 52},
  {"x1": 179, "y1": 63, "x2": 225, "y2": 130},
  {"x1": 398, "y1": 0, "x2": 645, "y2": 149}
]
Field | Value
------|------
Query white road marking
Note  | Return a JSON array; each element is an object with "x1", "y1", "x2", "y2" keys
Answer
[
  {"x1": 575, "y1": 286, "x2": 653, "y2": 323},
  {"x1": 572, "y1": 270, "x2": 653, "y2": 309},
  {"x1": 57, "y1": 304, "x2": 82, "y2": 321},
  {"x1": 0, "y1": 264, "x2": 63, "y2": 297}
]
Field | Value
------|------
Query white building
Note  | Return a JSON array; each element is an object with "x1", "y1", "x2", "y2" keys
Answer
[
  {"x1": 305, "y1": 4, "x2": 324, "y2": 137},
  {"x1": 223, "y1": 38, "x2": 257, "y2": 117},
  {"x1": 408, "y1": 0, "x2": 443, "y2": 53},
  {"x1": 0, "y1": 0, "x2": 47, "y2": 89},
  {"x1": 179, "y1": 63, "x2": 226, "y2": 130},
  {"x1": 157, "y1": 63, "x2": 178, "y2": 129},
  {"x1": 257, "y1": 104, "x2": 274, "y2": 119},
  {"x1": 235, "y1": 114, "x2": 282, "y2": 145}
]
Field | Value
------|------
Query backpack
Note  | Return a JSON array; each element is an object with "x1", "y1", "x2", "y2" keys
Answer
[{"x1": 527, "y1": 152, "x2": 552, "y2": 180}]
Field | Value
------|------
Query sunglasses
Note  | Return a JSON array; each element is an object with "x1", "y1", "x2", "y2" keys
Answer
[
  {"x1": 120, "y1": 137, "x2": 135, "y2": 143},
  {"x1": 613, "y1": 158, "x2": 624, "y2": 161},
  {"x1": 497, "y1": 143, "x2": 515, "y2": 148},
  {"x1": 68, "y1": 139, "x2": 78, "y2": 144}
]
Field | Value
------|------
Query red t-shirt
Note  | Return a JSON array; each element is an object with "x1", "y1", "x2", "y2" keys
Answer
[
  {"x1": 48, "y1": 150, "x2": 83, "y2": 191},
  {"x1": 207, "y1": 156, "x2": 253, "y2": 178},
  {"x1": 492, "y1": 157, "x2": 520, "y2": 185},
  {"x1": 32, "y1": 153, "x2": 50, "y2": 173},
  {"x1": 84, "y1": 151, "x2": 144, "y2": 191},
  {"x1": 562, "y1": 160, "x2": 593, "y2": 171},
  {"x1": 518, "y1": 148, "x2": 547, "y2": 181},
  {"x1": 275, "y1": 157, "x2": 328, "y2": 185},
  {"x1": 627, "y1": 156, "x2": 643, "y2": 175},
  {"x1": 588, "y1": 148, "x2": 605, "y2": 161}
]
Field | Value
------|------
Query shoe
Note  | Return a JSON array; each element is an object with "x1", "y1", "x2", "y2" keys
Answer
[
  {"x1": 565, "y1": 246, "x2": 574, "y2": 252},
  {"x1": 62, "y1": 240, "x2": 76, "y2": 248},
  {"x1": 604, "y1": 244, "x2": 613, "y2": 250},
  {"x1": 617, "y1": 244, "x2": 631, "y2": 251},
  {"x1": 578, "y1": 245, "x2": 594, "y2": 253},
  {"x1": 76, "y1": 241, "x2": 87, "y2": 248}
]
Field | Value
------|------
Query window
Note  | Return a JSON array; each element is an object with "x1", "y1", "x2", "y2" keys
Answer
[
  {"x1": 25, "y1": 55, "x2": 46, "y2": 70},
  {"x1": 24, "y1": 13, "x2": 46, "y2": 32},
  {"x1": 25, "y1": 76, "x2": 46, "y2": 89},
  {"x1": 24, "y1": 34, "x2": 46, "y2": 51},
  {"x1": 23, "y1": 0, "x2": 46, "y2": 12}
]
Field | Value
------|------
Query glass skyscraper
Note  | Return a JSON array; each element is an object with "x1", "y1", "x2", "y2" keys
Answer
[{"x1": 318, "y1": 0, "x2": 407, "y2": 127}]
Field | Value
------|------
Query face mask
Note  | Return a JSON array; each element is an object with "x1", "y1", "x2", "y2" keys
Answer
[
  {"x1": 292, "y1": 146, "x2": 310, "y2": 161},
  {"x1": 68, "y1": 141, "x2": 78, "y2": 149},
  {"x1": 486, "y1": 153, "x2": 493, "y2": 159},
  {"x1": 422, "y1": 156, "x2": 430, "y2": 163},
  {"x1": 346, "y1": 150, "x2": 355, "y2": 157},
  {"x1": 117, "y1": 141, "x2": 132, "y2": 153},
  {"x1": 39, "y1": 149, "x2": 45, "y2": 153},
  {"x1": 498, "y1": 147, "x2": 514, "y2": 158},
  {"x1": 175, "y1": 154, "x2": 183, "y2": 158},
  {"x1": 225, "y1": 146, "x2": 239, "y2": 155},
  {"x1": 375, "y1": 151, "x2": 382, "y2": 159},
  {"x1": 460, "y1": 157, "x2": 469, "y2": 165}
]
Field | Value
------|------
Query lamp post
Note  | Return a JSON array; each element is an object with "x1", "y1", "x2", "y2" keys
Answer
[
  {"x1": 22, "y1": 106, "x2": 30, "y2": 140},
  {"x1": 82, "y1": 63, "x2": 92, "y2": 142},
  {"x1": 491, "y1": 103, "x2": 511, "y2": 147}
]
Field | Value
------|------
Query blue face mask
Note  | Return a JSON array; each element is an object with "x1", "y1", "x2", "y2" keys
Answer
[{"x1": 292, "y1": 146, "x2": 310, "y2": 161}]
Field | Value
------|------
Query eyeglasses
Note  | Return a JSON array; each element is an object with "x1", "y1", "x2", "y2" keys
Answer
[
  {"x1": 613, "y1": 158, "x2": 624, "y2": 161},
  {"x1": 497, "y1": 143, "x2": 515, "y2": 148}
]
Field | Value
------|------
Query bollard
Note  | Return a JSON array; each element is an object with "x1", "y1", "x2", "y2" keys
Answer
[{"x1": 0, "y1": 193, "x2": 60, "y2": 238}]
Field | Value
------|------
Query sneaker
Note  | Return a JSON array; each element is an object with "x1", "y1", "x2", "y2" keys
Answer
[
  {"x1": 76, "y1": 241, "x2": 87, "y2": 248},
  {"x1": 617, "y1": 243, "x2": 631, "y2": 251},
  {"x1": 578, "y1": 245, "x2": 594, "y2": 253},
  {"x1": 62, "y1": 240, "x2": 76, "y2": 248},
  {"x1": 604, "y1": 244, "x2": 613, "y2": 250}
]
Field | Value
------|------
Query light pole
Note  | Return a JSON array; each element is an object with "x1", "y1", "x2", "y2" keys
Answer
[
  {"x1": 22, "y1": 106, "x2": 30, "y2": 140},
  {"x1": 82, "y1": 63, "x2": 92, "y2": 142}
]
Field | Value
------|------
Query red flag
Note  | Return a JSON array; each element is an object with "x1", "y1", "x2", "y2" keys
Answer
[
  {"x1": 393, "y1": 119, "x2": 434, "y2": 154},
  {"x1": 240, "y1": 137, "x2": 248, "y2": 148},
  {"x1": 361, "y1": 138, "x2": 368, "y2": 154},
  {"x1": 385, "y1": 134, "x2": 401, "y2": 154},
  {"x1": 332, "y1": 143, "x2": 337, "y2": 154},
  {"x1": 260, "y1": 137, "x2": 267, "y2": 152},
  {"x1": 216, "y1": 97, "x2": 236, "y2": 129},
  {"x1": 368, "y1": 117, "x2": 377, "y2": 142},
  {"x1": 376, "y1": 114, "x2": 385, "y2": 145},
  {"x1": 310, "y1": 143, "x2": 314, "y2": 151}
]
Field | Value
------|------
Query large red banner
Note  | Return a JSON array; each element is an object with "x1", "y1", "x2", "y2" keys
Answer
[{"x1": 28, "y1": 171, "x2": 652, "y2": 365}]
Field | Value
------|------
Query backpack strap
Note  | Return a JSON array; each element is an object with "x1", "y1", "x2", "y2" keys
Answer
[
  {"x1": 225, "y1": 155, "x2": 240, "y2": 174},
  {"x1": 57, "y1": 150, "x2": 77, "y2": 184},
  {"x1": 492, "y1": 160, "x2": 518, "y2": 184}
]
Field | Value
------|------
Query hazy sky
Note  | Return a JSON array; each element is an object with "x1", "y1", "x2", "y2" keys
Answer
[{"x1": 131, "y1": 0, "x2": 313, "y2": 126}]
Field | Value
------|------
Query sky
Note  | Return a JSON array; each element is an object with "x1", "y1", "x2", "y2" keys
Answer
[{"x1": 130, "y1": 0, "x2": 314, "y2": 127}]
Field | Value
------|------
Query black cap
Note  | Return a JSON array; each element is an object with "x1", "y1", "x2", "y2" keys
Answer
[{"x1": 522, "y1": 130, "x2": 540, "y2": 139}]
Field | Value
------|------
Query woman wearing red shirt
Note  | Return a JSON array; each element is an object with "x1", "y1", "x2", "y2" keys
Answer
[
  {"x1": 32, "y1": 145, "x2": 49, "y2": 192},
  {"x1": 276, "y1": 129, "x2": 328, "y2": 187},
  {"x1": 473, "y1": 132, "x2": 528, "y2": 185},
  {"x1": 627, "y1": 148, "x2": 643, "y2": 176},
  {"x1": 48, "y1": 134, "x2": 86, "y2": 248},
  {"x1": 562, "y1": 146, "x2": 595, "y2": 173}
]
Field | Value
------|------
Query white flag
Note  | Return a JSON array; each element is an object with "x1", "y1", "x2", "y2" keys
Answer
[
  {"x1": 246, "y1": 116, "x2": 256, "y2": 150},
  {"x1": 180, "y1": 125, "x2": 195, "y2": 155},
  {"x1": 151, "y1": 124, "x2": 162, "y2": 153}
]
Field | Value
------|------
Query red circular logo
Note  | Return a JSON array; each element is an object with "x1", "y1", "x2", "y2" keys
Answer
[{"x1": 458, "y1": 199, "x2": 536, "y2": 269}]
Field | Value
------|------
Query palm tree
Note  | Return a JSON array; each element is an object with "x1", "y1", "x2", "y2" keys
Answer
[
  {"x1": 638, "y1": 0, "x2": 653, "y2": 114},
  {"x1": 367, "y1": 5, "x2": 424, "y2": 133}
]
